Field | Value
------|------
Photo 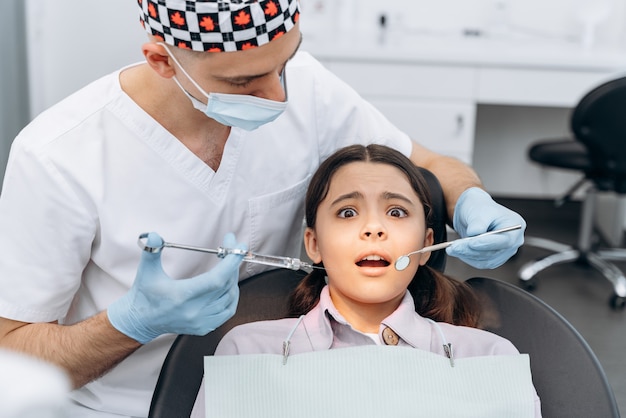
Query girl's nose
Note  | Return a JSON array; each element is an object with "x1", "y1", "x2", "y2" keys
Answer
[{"x1": 362, "y1": 217, "x2": 386, "y2": 239}]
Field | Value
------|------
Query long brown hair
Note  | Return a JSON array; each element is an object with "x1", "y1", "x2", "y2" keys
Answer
[{"x1": 288, "y1": 144, "x2": 481, "y2": 327}]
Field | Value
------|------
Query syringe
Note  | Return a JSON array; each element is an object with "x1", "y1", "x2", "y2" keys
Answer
[
  {"x1": 239, "y1": 252, "x2": 315, "y2": 271},
  {"x1": 137, "y1": 233, "x2": 322, "y2": 271}
]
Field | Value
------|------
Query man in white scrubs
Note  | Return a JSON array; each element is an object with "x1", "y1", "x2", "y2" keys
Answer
[{"x1": 0, "y1": 1, "x2": 526, "y2": 416}]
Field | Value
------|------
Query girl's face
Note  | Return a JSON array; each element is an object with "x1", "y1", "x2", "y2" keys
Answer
[{"x1": 304, "y1": 161, "x2": 434, "y2": 320}]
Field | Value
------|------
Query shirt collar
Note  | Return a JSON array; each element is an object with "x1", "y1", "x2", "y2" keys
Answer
[
  {"x1": 302, "y1": 286, "x2": 435, "y2": 350},
  {"x1": 380, "y1": 291, "x2": 434, "y2": 349}
]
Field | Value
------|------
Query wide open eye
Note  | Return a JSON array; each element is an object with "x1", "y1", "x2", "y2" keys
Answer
[
  {"x1": 387, "y1": 207, "x2": 408, "y2": 218},
  {"x1": 338, "y1": 208, "x2": 358, "y2": 218}
]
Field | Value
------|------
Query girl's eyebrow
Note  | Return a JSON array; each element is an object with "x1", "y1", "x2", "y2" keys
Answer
[
  {"x1": 330, "y1": 191, "x2": 415, "y2": 206},
  {"x1": 382, "y1": 192, "x2": 415, "y2": 205},
  {"x1": 330, "y1": 191, "x2": 363, "y2": 207}
]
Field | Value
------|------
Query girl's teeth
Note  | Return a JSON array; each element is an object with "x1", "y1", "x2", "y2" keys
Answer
[{"x1": 362, "y1": 255, "x2": 383, "y2": 261}]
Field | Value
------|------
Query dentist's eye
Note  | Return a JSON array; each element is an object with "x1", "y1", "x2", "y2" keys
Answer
[
  {"x1": 229, "y1": 80, "x2": 252, "y2": 88},
  {"x1": 338, "y1": 208, "x2": 357, "y2": 218},
  {"x1": 388, "y1": 207, "x2": 408, "y2": 218}
]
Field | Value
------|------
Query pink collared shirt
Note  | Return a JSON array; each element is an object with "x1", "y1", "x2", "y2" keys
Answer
[{"x1": 192, "y1": 286, "x2": 542, "y2": 417}]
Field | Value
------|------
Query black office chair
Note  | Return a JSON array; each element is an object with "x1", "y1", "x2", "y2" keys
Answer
[
  {"x1": 148, "y1": 167, "x2": 449, "y2": 417},
  {"x1": 466, "y1": 277, "x2": 620, "y2": 418},
  {"x1": 518, "y1": 76, "x2": 626, "y2": 309}
]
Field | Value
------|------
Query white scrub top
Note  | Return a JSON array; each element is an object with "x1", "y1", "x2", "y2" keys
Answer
[{"x1": 0, "y1": 51, "x2": 412, "y2": 417}]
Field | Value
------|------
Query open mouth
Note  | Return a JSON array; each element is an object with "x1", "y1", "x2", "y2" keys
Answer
[{"x1": 356, "y1": 255, "x2": 390, "y2": 268}]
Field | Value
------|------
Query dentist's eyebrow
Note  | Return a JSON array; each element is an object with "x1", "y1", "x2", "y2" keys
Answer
[{"x1": 215, "y1": 34, "x2": 303, "y2": 84}]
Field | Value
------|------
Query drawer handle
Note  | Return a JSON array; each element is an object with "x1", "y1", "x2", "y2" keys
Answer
[{"x1": 455, "y1": 114, "x2": 464, "y2": 136}]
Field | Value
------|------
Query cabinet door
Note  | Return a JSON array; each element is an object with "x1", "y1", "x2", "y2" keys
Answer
[
  {"x1": 369, "y1": 98, "x2": 476, "y2": 164},
  {"x1": 325, "y1": 61, "x2": 476, "y2": 101},
  {"x1": 321, "y1": 60, "x2": 477, "y2": 164}
]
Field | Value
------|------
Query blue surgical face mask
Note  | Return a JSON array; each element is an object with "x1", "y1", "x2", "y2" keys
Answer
[{"x1": 160, "y1": 43, "x2": 288, "y2": 131}]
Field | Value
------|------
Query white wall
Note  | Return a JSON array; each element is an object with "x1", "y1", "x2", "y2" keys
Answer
[
  {"x1": 0, "y1": 0, "x2": 29, "y2": 190},
  {"x1": 25, "y1": 0, "x2": 146, "y2": 118},
  {"x1": 302, "y1": 0, "x2": 626, "y2": 48}
]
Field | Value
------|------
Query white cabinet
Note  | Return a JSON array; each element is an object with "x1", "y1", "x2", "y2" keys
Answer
[
  {"x1": 368, "y1": 99, "x2": 476, "y2": 164},
  {"x1": 312, "y1": 41, "x2": 626, "y2": 177},
  {"x1": 323, "y1": 61, "x2": 477, "y2": 164}
]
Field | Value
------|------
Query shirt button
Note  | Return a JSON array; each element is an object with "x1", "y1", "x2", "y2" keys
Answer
[{"x1": 382, "y1": 327, "x2": 399, "y2": 346}]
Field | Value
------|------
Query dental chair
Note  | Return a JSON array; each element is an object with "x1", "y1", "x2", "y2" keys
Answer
[
  {"x1": 467, "y1": 276, "x2": 619, "y2": 418},
  {"x1": 148, "y1": 273, "x2": 619, "y2": 418},
  {"x1": 148, "y1": 168, "x2": 448, "y2": 417},
  {"x1": 518, "y1": 75, "x2": 626, "y2": 309}
]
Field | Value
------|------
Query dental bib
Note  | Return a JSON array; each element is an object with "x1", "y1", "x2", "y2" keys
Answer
[{"x1": 204, "y1": 345, "x2": 535, "y2": 417}]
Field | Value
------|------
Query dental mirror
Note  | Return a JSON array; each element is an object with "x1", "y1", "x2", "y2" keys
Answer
[
  {"x1": 394, "y1": 225, "x2": 522, "y2": 271},
  {"x1": 395, "y1": 255, "x2": 411, "y2": 271}
]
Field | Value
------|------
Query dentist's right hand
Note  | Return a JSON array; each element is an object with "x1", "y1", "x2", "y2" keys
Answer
[{"x1": 107, "y1": 232, "x2": 245, "y2": 344}]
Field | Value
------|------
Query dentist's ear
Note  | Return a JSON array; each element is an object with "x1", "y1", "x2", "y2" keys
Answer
[
  {"x1": 303, "y1": 227, "x2": 322, "y2": 264},
  {"x1": 418, "y1": 228, "x2": 435, "y2": 266},
  {"x1": 143, "y1": 41, "x2": 176, "y2": 78}
]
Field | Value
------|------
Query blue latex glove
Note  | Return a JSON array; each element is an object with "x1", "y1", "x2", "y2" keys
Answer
[
  {"x1": 107, "y1": 232, "x2": 246, "y2": 344},
  {"x1": 446, "y1": 187, "x2": 526, "y2": 269}
]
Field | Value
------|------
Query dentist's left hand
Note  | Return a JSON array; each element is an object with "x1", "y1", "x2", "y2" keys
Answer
[
  {"x1": 107, "y1": 232, "x2": 246, "y2": 344},
  {"x1": 446, "y1": 187, "x2": 526, "y2": 269}
]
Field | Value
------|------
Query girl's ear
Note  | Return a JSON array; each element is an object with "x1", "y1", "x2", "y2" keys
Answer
[
  {"x1": 418, "y1": 228, "x2": 435, "y2": 266},
  {"x1": 303, "y1": 227, "x2": 322, "y2": 264}
]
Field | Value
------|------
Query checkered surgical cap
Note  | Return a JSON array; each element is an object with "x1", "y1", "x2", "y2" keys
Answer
[{"x1": 138, "y1": 0, "x2": 300, "y2": 52}]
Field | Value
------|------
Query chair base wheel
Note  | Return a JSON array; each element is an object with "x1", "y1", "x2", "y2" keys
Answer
[
  {"x1": 519, "y1": 278, "x2": 537, "y2": 291},
  {"x1": 609, "y1": 293, "x2": 626, "y2": 310}
]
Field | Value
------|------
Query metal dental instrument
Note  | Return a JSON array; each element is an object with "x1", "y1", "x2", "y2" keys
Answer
[
  {"x1": 137, "y1": 233, "x2": 323, "y2": 271},
  {"x1": 394, "y1": 224, "x2": 523, "y2": 271}
]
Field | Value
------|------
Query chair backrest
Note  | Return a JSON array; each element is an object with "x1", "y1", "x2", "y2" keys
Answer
[
  {"x1": 466, "y1": 276, "x2": 620, "y2": 418},
  {"x1": 572, "y1": 76, "x2": 626, "y2": 192}
]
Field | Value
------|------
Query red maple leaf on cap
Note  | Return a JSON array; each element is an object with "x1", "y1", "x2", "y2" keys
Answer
[
  {"x1": 264, "y1": 1, "x2": 278, "y2": 16},
  {"x1": 271, "y1": 31, "x2": 285, "y2": 41},
  {"x1": 177, "y1": 42, "x2": 191, "y2": 49},
  {"x1": 148, "y1": 3, "x2": 157, "y2": 18},
  {"x1": 200, "y1": 16, "x2": 215, "y2": 31},
  {"x1": 170, "y1": 11, "x2": 185, "y2": 26},
  {"x1": 234, "y1": 10, "x2": 251, "y2": 26},
  {"x1": 241, "y1": 42, "x2": 256, "y2": 50}
]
